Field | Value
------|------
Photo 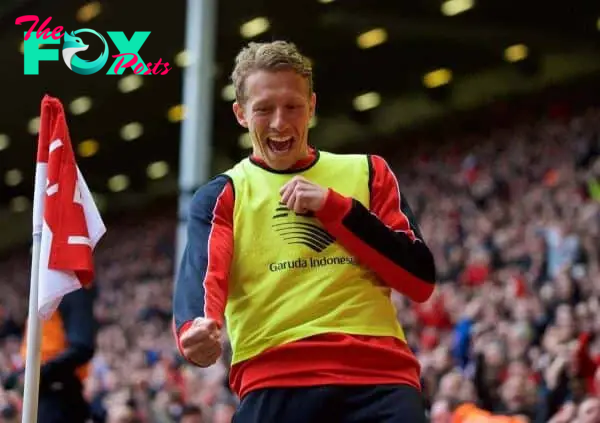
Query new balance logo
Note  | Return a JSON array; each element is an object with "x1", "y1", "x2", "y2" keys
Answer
[{"x1": 272, "y1": 204, "x2": 335, "y2": 252}]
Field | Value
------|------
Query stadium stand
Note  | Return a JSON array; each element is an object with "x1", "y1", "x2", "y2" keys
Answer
[{"x1": 0, "y1": 103, "x2": 598, "y2": 422}]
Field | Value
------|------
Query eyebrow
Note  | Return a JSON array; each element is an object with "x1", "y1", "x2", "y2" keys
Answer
[{"x1": 252, "y1": 100, "x2": 271, "y2": 107}]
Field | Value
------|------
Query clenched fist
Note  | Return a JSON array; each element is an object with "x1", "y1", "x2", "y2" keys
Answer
[
  {"x1": 180, "y1": 318, "x2": 222, "y2": 367},
  {"x1": 279, "y1": 176, "x2": 328, "y2": 214}
]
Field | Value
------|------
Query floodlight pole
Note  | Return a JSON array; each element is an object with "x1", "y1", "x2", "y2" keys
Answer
[{"x1": 175, "y1": 0, "x2": 217, "y2": 275}]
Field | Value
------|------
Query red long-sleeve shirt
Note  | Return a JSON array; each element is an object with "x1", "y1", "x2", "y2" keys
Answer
[
  {"x1": 575, "y1": 332, "x2": 600, "y2": 395},
  {"x1": 173, "y1": 149, "x2": 436, "y2": 399}
]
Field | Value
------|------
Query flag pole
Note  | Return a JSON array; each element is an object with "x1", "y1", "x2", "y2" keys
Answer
[
  {"x1": 21, "y1": 231, "x2": 43, "y2": 423},
  {"x1": 21, "y1": 101, "x2": 49, "y2": 423},
  {"x1": 19, "y1": 94, "x2": 107, "y2": 423}
]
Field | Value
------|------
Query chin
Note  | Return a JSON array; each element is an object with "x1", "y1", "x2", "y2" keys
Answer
[
  {"x1": 265, "y1": 156, "x2": 297, "y2": 171},
  {"x1": 263, "y1": 146, "x2": 303, "y2": 171}
]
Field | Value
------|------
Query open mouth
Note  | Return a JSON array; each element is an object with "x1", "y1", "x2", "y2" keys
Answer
[{"x1": 266, "y1": 136, "x2": 294, "y2": 155}]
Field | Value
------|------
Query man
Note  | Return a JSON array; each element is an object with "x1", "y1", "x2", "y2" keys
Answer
[
  {"x1": 577, "y1": 397, "x2": 600, "y2": 423},
  {"x1": 173, "y1": 40, "x2": 436, "y2": 422},
  {"x1": 18, "y1": 287, "x2": 97, "y2": 423}
]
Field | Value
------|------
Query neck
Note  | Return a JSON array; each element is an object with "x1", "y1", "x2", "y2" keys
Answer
[{"x1": 252, "y1": 144, "x2": 310, "y2": 160}]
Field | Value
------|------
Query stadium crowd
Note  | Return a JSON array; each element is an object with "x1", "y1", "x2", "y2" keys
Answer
[{"x1": 0, "y1": 103, "x2": 598, "y2": 422}]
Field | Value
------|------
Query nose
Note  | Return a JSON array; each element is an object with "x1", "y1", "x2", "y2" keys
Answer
[{"x1": 269, "y1": 108, "x2": 289, "y2": 132}]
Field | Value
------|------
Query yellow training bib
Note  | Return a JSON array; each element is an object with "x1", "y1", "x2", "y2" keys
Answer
[{"x1": 224, "y1": 151, "x2": 405, "y2": 365}]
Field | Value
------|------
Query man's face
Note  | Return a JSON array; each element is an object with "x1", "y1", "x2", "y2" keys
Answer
[
  {"x1": 233, "y1": 69, "x2": 316, "y2": 171},
  {"x1": 501, "y1": 376, "x2": 528, "y2": 408},
  {"x1": 577, "y1": 397, "x2": 600, "y2": 423}
]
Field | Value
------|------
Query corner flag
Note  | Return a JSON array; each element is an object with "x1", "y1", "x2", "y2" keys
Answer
[
  {"x1": 33, "y1": 95, "x2": 105, "y2": 319},
  {"x1": 21, "y1": 95, "x2": 105, "y2": 423}
]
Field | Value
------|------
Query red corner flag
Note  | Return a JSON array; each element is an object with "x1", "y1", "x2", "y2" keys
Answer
[{"x1": 33, "y1": 95, "x2": 106, "y2": 319}]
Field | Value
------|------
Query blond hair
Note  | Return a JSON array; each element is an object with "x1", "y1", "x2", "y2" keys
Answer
[{"x1": 230, "y1": 40, "x2": 313, "y2": 104}]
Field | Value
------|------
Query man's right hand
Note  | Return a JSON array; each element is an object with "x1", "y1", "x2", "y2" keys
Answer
[{"x1": 180, "y1": 318, "x2": 222, "y2": 367}]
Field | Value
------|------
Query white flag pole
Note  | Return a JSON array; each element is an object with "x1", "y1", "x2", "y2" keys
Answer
[
  {"x1": 21, "y1": 159, "x2": 48, "y2": 423},
  {"x1": 21, "y1": 233, "x2": 43, "y2": 423}
]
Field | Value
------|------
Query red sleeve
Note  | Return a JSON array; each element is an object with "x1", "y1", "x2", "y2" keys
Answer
[
  {"x1": 204, "y1": 181, "x2": 234, "y2": 325},
  {"x1": 575, "y1": 332, "x2": 598, "y2": 378},
  {"x1": 369, "y1": 154, "x2": 421, "y2": 240},
  {"x1": 172, "y1": 176, "x2": 234, "y2": 360},
  {"x1": 315, "y1": 155, "x2": 436, "y2": 303}
]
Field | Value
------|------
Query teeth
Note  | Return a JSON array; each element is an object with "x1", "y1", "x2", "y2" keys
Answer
[{"x1": 269, "y1": 136, "x2": 292, "y2": 142}]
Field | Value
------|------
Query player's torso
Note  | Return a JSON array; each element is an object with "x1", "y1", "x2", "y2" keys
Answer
[
  {"x1": 223, "y1": 151, "x2": 405, "y2": 363},
  {"x1": 226, "y1": 151, "x2": 372, "y2": 294}
]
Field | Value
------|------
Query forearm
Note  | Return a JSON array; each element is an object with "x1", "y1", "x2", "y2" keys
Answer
[
  {"x1": 173, "y1": 243, "x2": 229, "y2": 331},
  {"x1": 172, "y1": 176, "x2": 233, "y2": 355},
  {"x1": 40, "y1": 345, "x2": 94, "y2": 384},
  {"x1": 316, "y1": 189, "x2": 436, "y2": 302},
  {"x1": 41, "y1": 288, "x2": 96, "y2": 385}
]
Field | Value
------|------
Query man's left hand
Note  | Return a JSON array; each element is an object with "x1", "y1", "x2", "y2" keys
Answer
[{"x1": 280, "y1": 176, "x2": 328, "y2": 214}]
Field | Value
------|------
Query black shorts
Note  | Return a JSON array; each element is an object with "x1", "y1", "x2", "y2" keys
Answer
[{"x1": 232, "y1": 384, "x2": 427, "y2": 423}]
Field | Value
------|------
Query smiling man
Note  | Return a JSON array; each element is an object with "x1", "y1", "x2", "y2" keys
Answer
[{"x1": 172, "y1": 40, "x2": 437, "y2": 423}]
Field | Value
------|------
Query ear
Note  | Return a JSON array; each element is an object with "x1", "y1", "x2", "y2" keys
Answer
[
  {"x1": 309, "y1": 92, "x2": 316, "y2": 118},
  {"x1": 232, "y1": 102, "x2": 248, "y2": 128}
]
